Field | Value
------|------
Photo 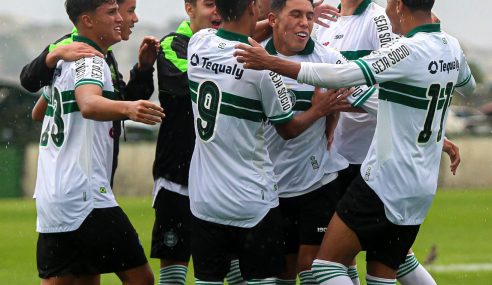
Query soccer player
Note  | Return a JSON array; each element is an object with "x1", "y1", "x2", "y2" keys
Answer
[
  {"x1": 260, "y1": 0, "x2": 373, "y2": 284},
  {"x1": 33, "y1": 0, "x2": 164, "y2": 284},
  {"x1": 151, "y1": 1, "x2": 245, "y2": 285},
  {"x1": 234, "y1": 0, "x2": 476, "y2": 284},
  {"x1": 187, "y1": 0, "x2": 349, "y2": 283},
  {"x1": 21, "y1": 0, "x2": 158, "y2": 186},
  {"x1": 314, "y1": 2, "x2": 460, "y2": 284}
]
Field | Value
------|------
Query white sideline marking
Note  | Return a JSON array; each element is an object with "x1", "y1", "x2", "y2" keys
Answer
[{"x1": 428, "y1": 263, "x2": 492, "y2": 272}]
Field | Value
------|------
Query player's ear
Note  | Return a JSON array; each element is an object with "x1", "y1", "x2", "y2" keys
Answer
[
  {"x1": 268, "y1": 12, "x2": 277, "y2": 28},
  {"x1": 80, "y1": 13, "x2": 94, "y2": 29},
  {"x1": 185, "y1": 2, "x2": 195, "y2": 19}
]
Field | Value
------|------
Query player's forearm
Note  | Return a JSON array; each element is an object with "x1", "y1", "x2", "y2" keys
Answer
[
  {"x1": 32, "y1": 97, "x2": 48, "y2": 121},
  {"x1": 297, "y1": 62, "x2": 367, "y2": 89},
  {"x1": 45, "y1": 50, "x2": 62, "y2": 69},
  {"x1": 275, "y1": 108, "x2": 323, "y2": 139},
  {"x1": 77, "y1": 95, "x2": 129, "y2": 121},
  {"x1": 20, "y1": 49, "x2": 55, "y2": 92},
  {"x1": 263, "y1": 56, "x2": 302, "y2": 81},
  {"x1": 125, "y1": 64, "x2": 155, "y2": 101}
]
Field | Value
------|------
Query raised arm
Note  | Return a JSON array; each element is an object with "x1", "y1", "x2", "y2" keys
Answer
[
  {"x1": 124, "y1": 36, "x2": 159, "y2": 101},
  {"x1": 20, "y1": 35, "x2": 102, "y2": 92}
]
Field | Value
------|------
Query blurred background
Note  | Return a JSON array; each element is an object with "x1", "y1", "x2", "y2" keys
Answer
[{"x1": 0, "y1": 1, "x2": 491, "y2": 284}]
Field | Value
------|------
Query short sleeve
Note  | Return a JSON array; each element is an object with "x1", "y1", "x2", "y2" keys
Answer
[
  {"x1": 74, "y1": 56, "x2": 105, "y2": 89},
  {"x1": 456, "y1": 49, "x2": 473, "y2": 88},
  {"x1": 259, "y1": 71, "x2": 294, "y2": 125}
]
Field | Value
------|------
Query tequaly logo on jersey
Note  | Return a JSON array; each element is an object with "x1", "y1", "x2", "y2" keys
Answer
[
  {"x1": 190, "y1": 53, "x2": 244, "y2": 80},
  {"x1": 428, "y1": 58, "x2": 460, "y2": 74}
]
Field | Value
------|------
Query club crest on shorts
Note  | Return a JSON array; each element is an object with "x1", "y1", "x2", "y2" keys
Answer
[{"x1": 163, "y1": 230, "x2": 179, "y2": 247}]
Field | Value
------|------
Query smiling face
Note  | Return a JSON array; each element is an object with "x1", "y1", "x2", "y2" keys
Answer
[
  {"x1": 271, "y1": 0, "x2": 314, "y2": 56},
  {"x1": 118, "y1": 0, "x2": 138, "y2": 40},
  {"x1": 90, "y1": 2, "x2": 123, "y2": 48},
  {"x1": 187, "y1": 0, "x2": 222, "y2": 33}
]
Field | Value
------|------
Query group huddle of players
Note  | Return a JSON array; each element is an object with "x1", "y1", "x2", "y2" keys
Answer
[{"x1": 20, "y1": 0, "x2": 475, "y2": 285}]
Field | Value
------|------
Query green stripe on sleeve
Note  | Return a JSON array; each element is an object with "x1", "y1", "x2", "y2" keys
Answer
[
  {"x1": 456, "y1": 73, "x2": 472, "y2": 87},
  {"x1": 75, "y1": 79, "x2": 103, "y2": 88},
  {"x1": 48, "y1": 37, "x2": 74, "y2": 52},
  {"x1": 269, "y1": 111, "x2": 294, "y2": 124},
  {"x1": 354, "y1": 60, "x2": 374, "y2": 86},
  {"x1": 353, "y1": 87, "x2": 376, "y2": 107},
  {"x1": 161, "y1": 36, "x2": 188, "y2": 72},
  {"x1": 355, "y1": 59, "x2": 376, "y2": 86}
]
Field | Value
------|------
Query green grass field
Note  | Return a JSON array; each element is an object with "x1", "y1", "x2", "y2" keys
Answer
[{"x1": 1, "y1": 189, "x2": 491, "y2": 284}]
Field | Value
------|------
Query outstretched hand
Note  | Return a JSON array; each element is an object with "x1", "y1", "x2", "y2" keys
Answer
[
  {"x1": 234, "y1": 37, "x2": 271, "y2": 70},
  {"x1": 138, "y1": 36, "x2": 160, "y2": 71},
  {"x1": 126, "y1": 100, "x2": 165, "y2": 125},
  {"x1": 314, "y1": 1, "x2": 339, "y2": 28}
]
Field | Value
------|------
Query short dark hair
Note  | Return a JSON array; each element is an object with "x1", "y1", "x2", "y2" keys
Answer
[
  {"x1": 65, "y1": 0, "x2": 116, "y2": 24},
  {"x1": 402, "y1": 0, "x2": 435, "y2": 11},
  {"x1": 270, "y1": 0, "x2": 313, "y2": 13},
  {"x1": 185, "y1": 0, "x2": 197, "y2": 5},
  {"x1": 216, "y1": 0, "x2": 253, "y2": 22}
]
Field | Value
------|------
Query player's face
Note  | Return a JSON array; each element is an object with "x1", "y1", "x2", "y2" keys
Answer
[
  {"x1": 258, "y1": 0, "x2": 271, "y2": 21},
  {"x1": 386, "y1": 0, "x2": 402, "y2": 34},
  {"x1": 91, "y1": 2, "x2": 123, "y2": 47},
  {"x1": 189, "y1": 0, "x2": 222, "y2": 31},
  {"x1": 271, "y1": 0, "x2": 314, "y2": 55},
  {"x1": 118, "y1": 0, "x2": 138, "y2": 41}
]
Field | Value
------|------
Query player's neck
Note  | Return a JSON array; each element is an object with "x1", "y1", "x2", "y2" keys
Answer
[
  {"x1": 76, "y1": 29, "x2": 109, "y2": 54},
  {"x1": 272, "y1": 33, "x2": 297, "y2": 56},
  {"x1": 401, "y1": 11, "x2": 434, "y2": 37},
  {"x1": 340, "y1": 0, "x2": 364, "y2": 16},
  {"x1": 221, "y1": 20, "x2": 254, "y2": 38}
]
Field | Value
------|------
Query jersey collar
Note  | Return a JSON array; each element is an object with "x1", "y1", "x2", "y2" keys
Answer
[
  {"x1": 73, "y1": 35, "x2": 104, "y2": 54},
  {"x1": 176, "y1": 21, "x2": 193, "y2": 38},
  {"x1": 406, "y1": 23, "x2": 441, "y2": 38},
  {"x1": 265, "y1": 37, "x2": 315, "y2": 56},
  {"x1": 71, "y1": 27, "x2": 112, "y2": 52},
  {"x1": 216, "y1": 28, "x2": 250, "y2": 45},
  {"x1": 338, "y1": 0, "x2": 371, "y2": 16}
]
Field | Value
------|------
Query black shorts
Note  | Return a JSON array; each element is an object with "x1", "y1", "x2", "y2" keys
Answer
[
  {"x1": 337, "y1": 164, "x2": 361, "y2": 191},
  {"x1": 37, "y1": 206, "x2": 148, "y2": 279},
  {"x1": 191, "y1": 207, "x2": 285, "y2": 281},
  {"x1": 151, "y1": 189, "x2": 192, "y2": 262},
  {"x1": 280, "y1": 177, "x2": 345, "y2": 253},
  {"x1": 336, "y1": 175, "x2": 420, "y2": 270}
]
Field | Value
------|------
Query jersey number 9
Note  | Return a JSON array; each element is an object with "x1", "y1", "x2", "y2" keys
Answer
[{"x1": 197, "y1": 81, "x2": 222, "y2": 142}]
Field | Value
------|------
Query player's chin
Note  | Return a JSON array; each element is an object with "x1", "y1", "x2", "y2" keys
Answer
[{"x1": 120, "y1": 31, "x2": 131, "y2": 41}]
